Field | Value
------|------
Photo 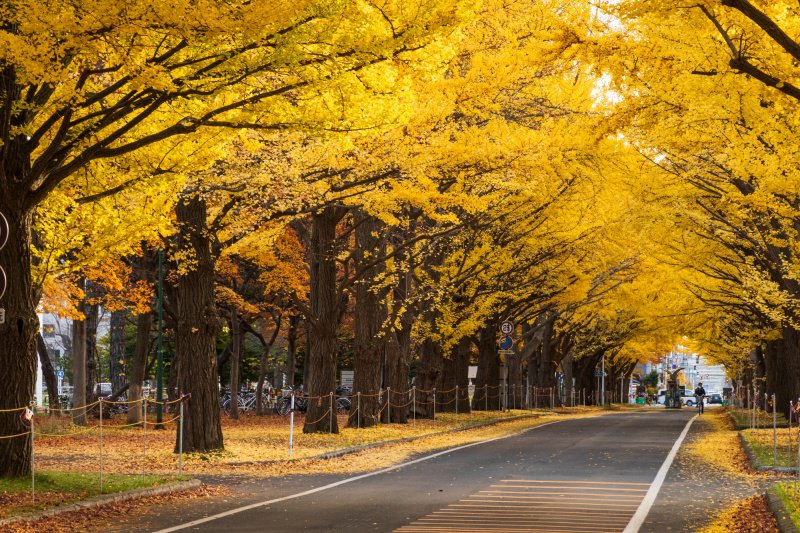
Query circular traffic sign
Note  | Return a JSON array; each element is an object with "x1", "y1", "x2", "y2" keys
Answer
[
  {"x1": 0, "y1": 265, "x2": 5, "y2": 301},
  {"x1": 499, "y1": 320, "x2": 514, "y2": 335},
  {"x1": 0, "y1": 212, "x2": 7, "y2": 251},
  {"x1": 499, "y1": 336, "x2": 513, "y2": 350},
  {"x1": 57, "y1": 370, "x2": 65, "y2": 379}
]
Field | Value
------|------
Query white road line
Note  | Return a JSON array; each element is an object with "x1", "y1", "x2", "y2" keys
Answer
[
  {"x1": 623, "y1": 414, "x2": 697, "y2": 533},
  {"x1": 152, "y1": 420, "x2": 564, "y2": 533}
]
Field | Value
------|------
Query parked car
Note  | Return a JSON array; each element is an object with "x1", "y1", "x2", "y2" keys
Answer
[
  {"x1": 95, "y1": 382, "x2": 113, "y2": 399},
  {"x1": 708, "y1": 393, "x2": 723, "y2": 405},
  {"x1": 681, "y1": 391, "x2": 697, "y2": 407}
]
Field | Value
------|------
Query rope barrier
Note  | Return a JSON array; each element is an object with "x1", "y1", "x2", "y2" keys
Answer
[
  {"x1": 0, "y1": 406, "x2": 29, "y2": 413},
  {"x1": 0, "y1": 430, "x2": 31, "y2": 440},
  {"x1": 304, "y1": 409, "x2": 332, "y2": 426}
]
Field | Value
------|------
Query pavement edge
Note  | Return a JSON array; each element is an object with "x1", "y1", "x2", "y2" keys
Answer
[
  {"x1": 766, "y1": 485, "x2": 800, "y2": 533},
  {"x1": 0, "y1": 478, "x2": 202, "y2": 527}
]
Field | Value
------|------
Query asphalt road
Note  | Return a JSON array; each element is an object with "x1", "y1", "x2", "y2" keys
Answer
[{"x1": 151, "y1": 410, "x2": 697, "y2": 533}]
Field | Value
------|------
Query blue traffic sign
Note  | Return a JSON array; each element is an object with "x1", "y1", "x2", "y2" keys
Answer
[
  {"x1": 499, "y1": 336, "x2": 513, "y2": 350},
  {"x1": 57, "y1": 370, "x2": 64, "y2": 379}
]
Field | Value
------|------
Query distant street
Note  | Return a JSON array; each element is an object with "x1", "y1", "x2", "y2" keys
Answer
[{"x1": 149, "y1": 410, "x2": 699, "y2": 533}]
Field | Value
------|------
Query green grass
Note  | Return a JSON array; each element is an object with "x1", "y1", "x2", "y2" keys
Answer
[
  {"x1": 0, "y1": 470, "x2": 187, "y2": 518},
  {"x1": 774, "y1": 482, "x2": 800, "y2": 527},
  {"x1": 740, "y1": 428, "x2": 798, "y2": 467}
]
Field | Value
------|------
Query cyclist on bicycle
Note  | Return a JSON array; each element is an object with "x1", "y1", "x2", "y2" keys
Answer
[{"x1": 694, "y1": 382, "x2": 706, "y2": 414}]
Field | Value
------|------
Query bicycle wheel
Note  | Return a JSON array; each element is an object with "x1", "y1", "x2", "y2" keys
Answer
[
  {"x1": 336, "y1": 398, "x2": 351, "y2": 413},
  {"x1": 275, "y1": 398, "x2": 291, "y2": 416}
]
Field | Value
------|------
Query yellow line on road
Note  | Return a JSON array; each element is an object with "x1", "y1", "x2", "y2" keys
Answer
[
  {"x1": 450, "y1": 503, "x2": 633, "y2": 514},
  {"x1": 464, "y1": 497, "x2": 639, "y2": 507}
]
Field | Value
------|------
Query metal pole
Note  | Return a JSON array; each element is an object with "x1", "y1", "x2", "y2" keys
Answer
[
  {"x1": 484, "y1": 384, "x2": 488, "y2": 411},
  {"x1": 155, "y1": 249, "x2": 165, "y2": 429},
  {"x1": 412, "y1": 387, "x2": 416, "y2": 422},
  {"x1": 455, "y1": 385, "x2": 459, "y2": 415},
  {"x1": 357, "y1": 392, "x2": 361, "y2": 429},
  {"x1": 179, "y1": 400, "x2": 184, "y2": 477},
  {"x1": 99, "y1": 399, "x2": 103, "y2": 494},
  {"x1": 289, "y1": 392, "x2": 295, "y2": 458},
  {"x1": 790, "y1": 401, "x2": 793, "y2": 463},
  {"x1": 774, "y1": 394, "x2": 777, "y2": 467},
  {"x1": 432, "y1": 388, "x2": 436, "y2": 420},
  {"x1": 329, "y1": 393, "x2": 334, "y2": 434},
  {"x1": 387, "y1": 387, "x2": 391, "y2": 424},
  {"x1": 142, "y1": 398, "x2": 147, "y2": 477}
]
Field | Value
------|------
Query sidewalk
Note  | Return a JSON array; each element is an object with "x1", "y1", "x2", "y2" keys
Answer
[{"x1": 642, "y1": 409, "x2": 780, "y2": 532}]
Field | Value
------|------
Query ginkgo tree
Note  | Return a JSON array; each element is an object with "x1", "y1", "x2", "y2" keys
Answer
[{"x1": 0, "y1": 0, "x2": 475, "y2": 476}]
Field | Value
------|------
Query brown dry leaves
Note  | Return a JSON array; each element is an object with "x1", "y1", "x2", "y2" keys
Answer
[
  {"x1": 3, "y1": 485, "x2": 227, "y2": 533},
  {"x1": 699, "y1": 495, "x2": 779, "y2": 533}
]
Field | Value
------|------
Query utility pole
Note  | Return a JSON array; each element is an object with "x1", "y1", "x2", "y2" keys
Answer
[{"x1": 155, "y1": 249, "x2": 165, "y2": 429}]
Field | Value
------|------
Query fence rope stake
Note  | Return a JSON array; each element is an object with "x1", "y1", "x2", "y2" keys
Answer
[
  {"x1": 790, "y1": 401, "x2": 794, "y2": 464},
  {"x1": 99, "y1": 398, "x2": 104, "y2": 494},
  {"x1": 30, "y1": 403, "x2": 35, "y2": 503},
  {"x1": 455, "y1": 385, "x2": 459, "y2": 416},
  {"x1": 412, "y1": 387, "x2": 416, "y2": 422},
  {"x1": 484, "y1": 384, "x2": 488, "y2": 411},
  {"x1": 433, "y1": 388, "x2": 436, "y2": 421},
  {"x1": 289, "y1": 392, "x2": 296, "y2": 458},
  {"x1": 142, "y1": 398, "x2": 147, "y2": 478},
  {"x1": 329, "y1": 393, "x2": 334, "y2": 434},
  {"x1": 179, "y1": 399, "x2": 184, "y2": 477},
  {"x1": 774, "y1": 394, "x2": 778, "y2": 467},
  {"x1": 357, "y1": 392, "x2": 361, "y2": 429}
]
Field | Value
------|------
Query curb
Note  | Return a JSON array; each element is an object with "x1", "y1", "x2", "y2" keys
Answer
[
  {"x1": 737, "y1": 431, "x2": 799, "y2": 473},
  {"x1": 0, "y1": 479, "x2": 201, "y2": 527},
  {"x1": 766, "y1": 485, "x2": 800, "y2": 533},
  {"x1": 229, "y1": 413, "x2": 544, "y2": 466}
]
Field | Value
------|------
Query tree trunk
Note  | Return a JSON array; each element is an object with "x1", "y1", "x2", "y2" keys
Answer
[
  {"x1": 127, "y1": 310, "x2": 152, "y2": 424},
  {"x1": 35, "y1": 330, "x2": 59, "y2": 410},
  {"x1": 304, "y1": 206, "x2": 344, "y2": 434},
  {"x1": 766, "y1": 327, "x2": 800, "y2": 419},
  {"x1": 256, "y1": 314, "x2": 282, "y2": 416},
  {"x1": 349, "y1": 214, "x2": 384, "y2": 428},
  {"x1": 109, "y1": 309, "x2": 127, "y2": 394},
  {"x1": 71, "y1": 310, "x2": 87, "y2": 425},
  {"x1": 84, "y1": 300, "x2": 99, "y2": 402},
  {"x1": 284, "y1": 313, "x2": 300, "y2": 388},
  {"x1": 472, "y1": 323, "x2": 501, "y2": 411},
  {"x1": 0, "y1": 200, "x2": 37, "y2": 477},
  {"x1": 439, "y1": 337, "x2": 471, "y2": 414},
  {"x1": 173, "y1": 193, "x2": 223, "y2": 452},
  {"x1": 229, "y1": 309, "x2": 241, "y2": 420},
  {"x1": 413, "y1": 338, "x2": 444, "y2": 419}
]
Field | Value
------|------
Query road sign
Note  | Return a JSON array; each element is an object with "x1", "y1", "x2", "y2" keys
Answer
[
  {"x1": 499, "y1": 336, "x2": 513, "y2": 350},
  {"x1": 594, "y1": 368, "x2": 603, "y2": 377},
  {"x1": 57, "y1": 370, "x2": 65, "y2": 379},
  {"x1": 499, "y1": 320, "x2": 514, "y2": 335}
]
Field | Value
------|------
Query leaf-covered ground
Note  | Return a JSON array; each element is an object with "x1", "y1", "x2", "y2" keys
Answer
[{"x1": 32, "y1": 408, "x2": 607, "y2": 477}]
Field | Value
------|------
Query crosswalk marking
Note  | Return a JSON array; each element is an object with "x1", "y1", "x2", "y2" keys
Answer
[{"x1": 396, "y1": 479, "x2": 648, "y2": 532}]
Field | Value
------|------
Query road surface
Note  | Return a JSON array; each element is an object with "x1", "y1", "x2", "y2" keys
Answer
[{"x1": 150, "y1": 410, "x2": 698, "y2": 533}]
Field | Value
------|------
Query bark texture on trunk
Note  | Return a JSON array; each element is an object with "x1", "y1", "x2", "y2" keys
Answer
[
  {"x1": 413, "y1": 338, "x2": 443, "y2": 419},
  {"x1": 256, "y1": 315, "x2": 281, "y2": 416},
  {"x1": 0, "y1": 201, "x2": 36, "y2": 476},
  {"x1": 303, "y1": 206, "x2": 343, "y2": 434},
  {"x1": 472, "y1": 324, "x2": 501, "y2": 411},
  {"x1": 71, "y1": 312, "x2": 87, "y2": 425},
  {"x1": 84, "y1": 301, "x2": 99, "y2": 403},
  {"x1": 766, "y1": 327, "x2": 800, "y2": 419},
  {"x1": 109, "y1": 309, "x2": 127, "y2": 393},
  {"x1": 127, "y1": 310, "x2": 152, "y2": 424},
  {"x1": 173, "y1": 193, "x2": 223, "y2": 452},
  {"x1": 284, "y1": 313, "x2": 299, "y2": 388},
  {"x1": 349, "y1": 214, "x2": 383, "y2": 428},
  {"x1": 438, "y1": 337, "x2": 471, "y2": 413}
]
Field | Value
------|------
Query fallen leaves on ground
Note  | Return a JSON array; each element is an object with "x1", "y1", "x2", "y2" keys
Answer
[
  {"x1": 3, "y1": 484, "x2": 227, "y2": 533},
  {"x1": 699, "y1": 495, "x2": 779, "y2": 533},
  {"x1": 686, "y1": 410, "x2": 760, "y2": 480},
  {"x1": 33, "y1": 408, "x2": 609, "y2": 477}
]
